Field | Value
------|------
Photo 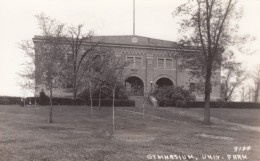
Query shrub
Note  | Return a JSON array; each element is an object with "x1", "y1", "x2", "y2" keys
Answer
[
  {"x1": 78, "y1": 84, "x2": 128, "y2": 102},
  {"x1": 176, "y1": 100, "x2": 188, "y2": 108},
  {"x1": 151, "y1": 86, "x2": 193, "y2": 107},
  {"x1": 38, "y1": 90, "x2": 50, "y2": 105}
]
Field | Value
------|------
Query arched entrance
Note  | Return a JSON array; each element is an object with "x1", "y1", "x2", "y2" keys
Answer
[
  {"x1": 155, "y1": 77, "x2": 174, "y2": 88},
  {"x1": 125, "y1": 76, "x2": 144, "y2": 96}
]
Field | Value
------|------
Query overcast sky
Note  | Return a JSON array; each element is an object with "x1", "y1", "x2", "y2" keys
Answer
[{"x1": 0, "y1": 0, "x2": 260, "y2": 96}]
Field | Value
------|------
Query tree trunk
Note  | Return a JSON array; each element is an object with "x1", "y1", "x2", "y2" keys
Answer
[
  {"x1": 254, "y1": 83, "x2": 260, "y2": 103},
  {"x1": 89, "y1": 81, "x2": 93, "y2": 115},
  {"x1": 98, "y1": 87, "x2": 102, "y2": 108},
  {"x1": 73, "y1": 81, "x2": 77, "y2": 105},
  {"x1": 73, "y1": 57, "x2": 77, "y2": 105},
  {"x1": 112, "y1": 87, "x2": 115, "y2": 133},
  {"x1": 204, "y1": 62, "x2": 212, "y2": 125},
  {"x1": 49, "y1": 81, "x2": 53, "y2": 123}
]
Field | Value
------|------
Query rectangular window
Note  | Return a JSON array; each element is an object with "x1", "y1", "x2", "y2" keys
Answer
[
  {"x1": 126, "y1": 57, "x2": 134, "y2": 67},
  {"x1": 135, "y1": 57, "x2": 142, "y2": 67},
  {"x1": 165, "y1": 59, "x2": 173, "y2": 68},
  {"x1": 158, "y1": 59, "x2": 164, "y2": 68}
]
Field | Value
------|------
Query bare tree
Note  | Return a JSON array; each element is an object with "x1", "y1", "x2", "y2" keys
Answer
[
  {"x1": 174, "y1": 0, "x2": 249, "y2": 124},
  {"x1": 101, "y1": 55, "x2": 129, "y2": 133},
  {"x1": 80, "y1": 47, "x2": 113, "y2": 113},
  {"x1": 221, "y1": 53, "x2": 247, "y2": 101},
  {"x1": 19, "y1": 40, "x2": 38, "y2": 106},
  {"x1": 245, "y1": 85, "x2": 254, "y2": 102},
  {"x1": 63, "y1": 25, "x2": 100, "y2": 105},
  {"x1": 252, "y1": 65, "x2": 260, "y2": 103}
]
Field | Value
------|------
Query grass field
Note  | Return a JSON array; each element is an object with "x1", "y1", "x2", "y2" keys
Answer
[{"x1": 0, "y1": 105, "x2": 260, "y2": 161}]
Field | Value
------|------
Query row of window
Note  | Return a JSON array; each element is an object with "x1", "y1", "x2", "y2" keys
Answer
[
  {"x1": 126, "y1": 56, "x2": 142, "y2": 68},
  {"x1": 126, "y1": 56, "x2": 174, "y2": 69}
]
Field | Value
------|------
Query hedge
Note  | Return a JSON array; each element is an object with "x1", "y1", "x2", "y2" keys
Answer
[
  {"x1": 0, "y1": 96, "x2": 86, "y2": 106},
  {"x1": 0, "y1": 96, "x2": 22, "y2": 105},
  {"x1": 25, "y1": 97, "x2": 39, "y2": 105},
  {"x1": 86, "y1": 99, "x2": 135, "y2": 107},
  {"x1": 37, "y1": 97, "x2": 84, "y2": 105},
  {"x1": 51, "y1": 98, "x2": 84, "y2": 105},
  {"x1": 186, "y1": 101, "x2": 260, "y2": 109}
]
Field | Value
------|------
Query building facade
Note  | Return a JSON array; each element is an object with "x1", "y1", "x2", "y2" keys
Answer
[{"x1": 33, "y1": 35, "x2": 221, "y2": 101}]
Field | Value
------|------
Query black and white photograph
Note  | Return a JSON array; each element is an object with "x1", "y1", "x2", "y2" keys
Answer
[{"x1": 0, "y1": 0, "x2": 260, "y2": 160}]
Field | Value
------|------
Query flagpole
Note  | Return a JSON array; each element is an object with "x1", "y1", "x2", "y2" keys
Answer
[{"x1": 133, "y1": 0, "x2": 135, "y2": 36}]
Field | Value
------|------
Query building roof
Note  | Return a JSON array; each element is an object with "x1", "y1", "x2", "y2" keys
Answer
[
  {"x1": 90, "y1": 35, "x2": 179, "y2": 48},
  {"x1": 33, "y1": 35, "x2": 197, "y2": 51}
]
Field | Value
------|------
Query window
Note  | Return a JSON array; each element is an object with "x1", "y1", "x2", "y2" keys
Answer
[
  {"x1": 190, "y1": 83, "x2": 195, "y2": 92},
  {"x1": 158, "y1": 59, "x2": 164, "y2": 68},
  {"x1": 126, "y1": 56, "x2": 142, "y2": 68},
  {"x1": 157, "y1": 58, "x2": 173, "y2": 69},
  {"x1": 135, "y1": 57, "x2": 142, "y2": 67},
  {"x1": 166, "y1": 59, "x2": 173, "y2": 68},
  {"x1": 126, "y1": 57, "x2": 134, "y2": 67}
]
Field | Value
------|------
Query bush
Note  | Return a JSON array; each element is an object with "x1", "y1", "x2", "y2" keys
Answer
[
  {"x1": 86, "y1": 99, "x2": 135, "y2": 107},
  {"x1": 151, "y1": 86, "x2": 194, "y2": 107},
  {"x1": 78, "y1": 84, "x2": 128, "y2": 102},
  {"x1": 0, "y1": 96, "x2": 21, "y2": 105},
  {"x1": 176, "y1": 100, "x2": 188, "y2": 108}
]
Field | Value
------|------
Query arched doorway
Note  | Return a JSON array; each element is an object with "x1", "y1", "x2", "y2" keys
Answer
[
  {"x1": 125, "y1": 76, "x2": 144, "y2": 96},
  {"x1": 155, "y1": 77, "x2": 174, "y2": 88}
]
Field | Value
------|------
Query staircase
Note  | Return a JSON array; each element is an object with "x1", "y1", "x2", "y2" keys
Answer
[{"x1": 129, "y1": 96, "x2": 154, "y2": 108}]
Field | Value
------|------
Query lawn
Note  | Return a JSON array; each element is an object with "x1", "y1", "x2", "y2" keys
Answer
[{"x1": 0, "y1": 105, "x2": 260, "y2": 161}]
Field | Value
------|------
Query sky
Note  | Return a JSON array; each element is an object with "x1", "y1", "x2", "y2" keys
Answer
[{"x1": 0, "y1": 0, "x2": 260, "y2": 97}]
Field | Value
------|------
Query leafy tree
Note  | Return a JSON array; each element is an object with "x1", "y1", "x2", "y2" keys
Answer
[
  {"x1": 174, "y1": 0, "x2": 249, "y2": 124},
  {"x1": 35, "y1": 14, "x2": 66, "y2": 123},
  {"x1": 20, "y1": 13, "x2": 65, "y2": 123}
]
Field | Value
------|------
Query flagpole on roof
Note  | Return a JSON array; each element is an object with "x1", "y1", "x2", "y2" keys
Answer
[{"x1": 133, "y1": 0, "x2": 135, "y2": 36}]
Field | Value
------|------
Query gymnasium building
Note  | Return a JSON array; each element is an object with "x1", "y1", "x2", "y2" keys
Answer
[{"x1": 33, "y1": 35, "x2": 221, "y2": 101}]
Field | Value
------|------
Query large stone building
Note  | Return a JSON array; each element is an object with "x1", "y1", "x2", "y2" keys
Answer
[{"x1": 33, "y1": 35, "x2": 221, "y2": 101}]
